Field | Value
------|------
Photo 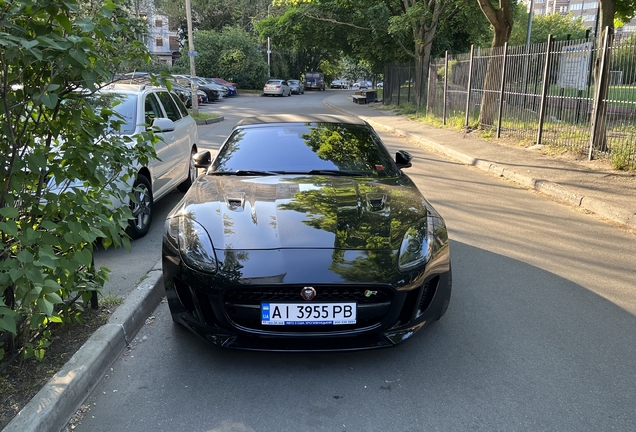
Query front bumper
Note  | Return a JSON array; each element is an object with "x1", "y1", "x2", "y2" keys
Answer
[{"x1": 162, "y1": 247, "x2": 450, "y2": 351}]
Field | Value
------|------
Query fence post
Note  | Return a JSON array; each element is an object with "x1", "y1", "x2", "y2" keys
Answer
[
  {"x1": 465, "y1": 45, "x2": 475, "y2": 127},
  {"x1": 497, "y1": 43, "x2": 509, "y2": 138},
  {"x1": 536, "y1": 34, "x2": 554, "y2": 145},
  {"x1": 588, "y1": 27, "x2": 611, "y2": 161},
  {"x1": 443, "y1": 51, "x2": 448, "y2": 125}
]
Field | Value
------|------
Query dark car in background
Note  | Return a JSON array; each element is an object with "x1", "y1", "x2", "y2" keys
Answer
[
  {"x1": 208, "y1": 78, "x2": 237, "y2": 96},
  {"x1": 305, "y1": 71, "x2": 325, "y2": 91},
  {"x1": 172, "y1": 75, "x2": 219, "y2": 102},
  {"x1": 162, "y1": 114, "x2": 452, "y2": 351},
  {"x1": 287, "y1": 79, "x2": 304, "y2": 95}
]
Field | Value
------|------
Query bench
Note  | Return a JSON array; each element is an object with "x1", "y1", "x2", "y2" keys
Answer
[{"x1": 352, "y1": 95, "x2": 367, "y2": 104}]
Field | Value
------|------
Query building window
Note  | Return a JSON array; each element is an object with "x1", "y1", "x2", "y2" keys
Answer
[
  {"x1": 156, "y1": 37, "x2": 163, "y2": 47},
  {"x1": 570, "y1": 3, "x2": 582, "y2": 10},
  {"x1": 169, "y1": 36, "x2": 180, "y2": 51},
  {"x1": 559, "y1": 6, "x2": 568, "y2": 12},
  {"x1": 583, "y1": 2, "x2": 598, "y2": 9},
  {"x1": 155, "y1": 19, "x2": 163, "y2": 27}
]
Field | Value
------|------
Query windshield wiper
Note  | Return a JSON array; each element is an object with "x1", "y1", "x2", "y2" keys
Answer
[{"x1": 208, "y1": 170, "x2": 277, "y2": 176}]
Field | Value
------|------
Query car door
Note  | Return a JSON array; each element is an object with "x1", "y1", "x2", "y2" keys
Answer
[
  {"x1": 144, "y1": 92, "x2": 174, "y2": 194},
  {"x1": 155, "y1": 90, "x2": 192, "y2": 194}
]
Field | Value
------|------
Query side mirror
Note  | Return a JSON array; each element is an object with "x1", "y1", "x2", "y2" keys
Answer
[
  {"x1": 395, "y1": 150, "x2": 412, "y2": 169},
  {"x1": 151, "y1": 117, "x2": 175, "y2": 132},
  {"x1": 194, "y1": 150, "x2": 212, "y2": 169}
]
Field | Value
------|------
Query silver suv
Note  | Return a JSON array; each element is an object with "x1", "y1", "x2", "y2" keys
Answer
[{"x1": 98, "y1": 83, "x2": 200, "y2": 238}]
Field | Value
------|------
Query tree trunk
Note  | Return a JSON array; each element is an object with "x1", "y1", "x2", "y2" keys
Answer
[
  {"x1": 590, "y1": 26, "x2": 613, "y2": 156},
  {"x1": 414, "y1": 41, "x2": 433, "y2": 108},
  {"x1": 478, "y1": 26, "x2": 509, "y2": 126}
]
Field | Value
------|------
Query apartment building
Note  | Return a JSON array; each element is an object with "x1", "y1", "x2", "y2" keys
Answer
[{"x1": 135, "y1": 1, "x2": 181, "y2": 65}]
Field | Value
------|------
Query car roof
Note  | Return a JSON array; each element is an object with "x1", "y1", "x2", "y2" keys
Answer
[
  {"x1": 235, "y1": 114, "x2": 367, "y2": 127},
  {"x1": 100, "y1": 82, "x2": 164, "y2": 93}
]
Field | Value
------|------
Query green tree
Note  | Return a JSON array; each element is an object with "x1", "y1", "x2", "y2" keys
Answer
[
  {"x1": 0, "y1": 0, "x2": 156, "y2": 362},
  {"x1": 178, "y1": 27, "x2": 268, "y2": 88},
  {"x1": 509, "y1": 11, "x2": 588, "y2": 46}
]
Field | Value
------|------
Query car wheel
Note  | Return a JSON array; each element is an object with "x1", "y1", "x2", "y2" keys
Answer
[
  {"x1": 437, "y1": 264, "x2": 452, "y2": 320},
  {"x1": 287, "y1": 89, "x2": 292, "y2": 96},
  {"x1": 177, "y1": 148, "x2": 197, "y2": 192},
  {"x1": 126, "y1": 174, "x2": 153, "y2": 239}
]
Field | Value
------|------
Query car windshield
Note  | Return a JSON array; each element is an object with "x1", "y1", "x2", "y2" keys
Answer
[
  {"x1": 266, "y1": 80, "x2": 282, "y2": 85},
  {"x1": 211, "y1": 123, "x2": 400, "y2": 176},
  {"x1": 288, "y1": 80, "x2": 299, "y2": 85}
]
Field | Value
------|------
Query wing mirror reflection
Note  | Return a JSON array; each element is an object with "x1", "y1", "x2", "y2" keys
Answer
[
  {"x1": 395, "y1": 150, "x2": 412, "y2": 169},
  {"x1": 194, "y1": 150, "x2": 212, "y2": 169}
]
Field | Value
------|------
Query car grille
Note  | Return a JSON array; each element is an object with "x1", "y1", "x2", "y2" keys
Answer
[{"x1": 223, "y1": 286, "x2": 393, "y2": 333}]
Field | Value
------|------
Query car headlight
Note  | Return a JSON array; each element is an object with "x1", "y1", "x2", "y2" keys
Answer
[
  {"x1": 398, "y1": 215, "x2": 448, "y2": 272},
  {"x1": 165, "y1": 216, "x2": 218, "y2": 273}
]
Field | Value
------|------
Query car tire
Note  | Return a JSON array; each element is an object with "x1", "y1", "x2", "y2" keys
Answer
[
  {"x1": 177, "y1": 148, "x2": 197, "y2": 193},
  {"x1": 126, "y1": 174, "x2": 153, "y2": 239},
  {"x1": 287, "y1": 90, "x2": 292, "y2": 96},
  {"x1": 437, "y1": 264, "x2": 452, "y2": 320}
]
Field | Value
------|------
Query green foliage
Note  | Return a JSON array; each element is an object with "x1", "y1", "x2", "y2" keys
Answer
[
  {"x1": 177, "y1": 27, "x2": 268, "y2": 89},
  {"x1": 0, "y1": 0, "x2": 156, "y2": 363},
  {"x1": 437, "y1": 59, "x2": 459, "y2": 80},
  {"x1": 509, "y1": 10, "x2": 589, "y2": 46},
  {"x1": 612, "y1": 34, "x2": 636, "y2": 85}
]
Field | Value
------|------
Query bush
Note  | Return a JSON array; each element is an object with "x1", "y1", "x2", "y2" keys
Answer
[{"x1": 0, "y1": 0, "x2": 156, "y2": 363}]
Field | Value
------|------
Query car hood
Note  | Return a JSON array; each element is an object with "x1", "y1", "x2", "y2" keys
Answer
[{"x1": 170, "y1": 175, "x2": 431, "y2": 251}]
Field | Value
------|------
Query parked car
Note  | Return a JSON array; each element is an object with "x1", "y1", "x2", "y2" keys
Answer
[
  {"x1": 287, "y1": 79, "x2": 304, "y2": 94},
  {"x1": 202, "y1": 78, "x2": 228, "y2": 98},
  {"x1": 263, "y1": 79, "x2": 292, "y2": 97},
  {"x1": 162, "y1": 114, "x2": 452, "y2": 350},
  {"x1": 208, "y1": 78, "x2": 237, "y2": 96},
  {"x1": 377, "y1": 82, "x2": 384, "y2": 88},
  {"x1": 331, "y1": 79, "x2": 346, "y2": 89},
  {"x1": 172, "y1": 75, "x2": 219, "y2": 102},
  {"x1": 56, "y1": 83, "x2": 200, "y2": 239}
]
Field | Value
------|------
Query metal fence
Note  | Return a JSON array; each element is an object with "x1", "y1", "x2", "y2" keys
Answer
[{"x1": 383, "y1": 28, "x2": 636, "y2": 168}]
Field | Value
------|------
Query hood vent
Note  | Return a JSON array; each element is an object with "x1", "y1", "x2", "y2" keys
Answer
[
  {"x1": 225, "y1": 193, "x2": 245, "y2": 211},
  {"x1": 366, "y1": 193, "x2": 387, "y2": 210}
]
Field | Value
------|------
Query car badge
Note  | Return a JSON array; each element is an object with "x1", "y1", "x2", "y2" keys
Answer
[
  {"x1": 301, "y1": 287, "x2": 317, "y2": 301},
  {"x1": 364, "y1": 290, "x2": 378, "y2": 297}
]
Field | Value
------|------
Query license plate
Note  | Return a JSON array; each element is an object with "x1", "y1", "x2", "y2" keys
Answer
[{"x1": 261, "y1": 303, "x2": 356, "y2": 325}]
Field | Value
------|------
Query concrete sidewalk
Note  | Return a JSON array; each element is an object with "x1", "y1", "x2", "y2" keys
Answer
[{"x1": 324, "y1": 92, "x2": 636, "y2": 231}]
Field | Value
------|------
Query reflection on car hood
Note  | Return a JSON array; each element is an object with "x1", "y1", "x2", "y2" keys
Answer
[{"x1": 170, "y1": 175, "x2": 431, "y2": 250}]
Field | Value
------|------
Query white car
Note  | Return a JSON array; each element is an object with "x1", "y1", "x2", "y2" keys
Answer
[
  {"x1": 263, "y1": 79, "x2": 292, "y2": 97},
  {"x1": 96, "y1": 83, "x2": 200, "y2": 238}
]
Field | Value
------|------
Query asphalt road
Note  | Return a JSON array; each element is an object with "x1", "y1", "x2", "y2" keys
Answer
[{"x1": 83, "y1": 90, "x2": 636, "y2": 431}]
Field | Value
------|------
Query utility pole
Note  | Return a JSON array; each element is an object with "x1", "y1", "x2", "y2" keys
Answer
[
  {"x1": 267, "y1": 5, "x2": 271, "y2": 77},
  {"x1": 185, "y1": 0, "x2": 198, "y2": 115}
]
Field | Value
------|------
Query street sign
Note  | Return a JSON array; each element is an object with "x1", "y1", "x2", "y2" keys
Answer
[{"x1": 188, "y1": 51, "x2": 198, "y2": 57}]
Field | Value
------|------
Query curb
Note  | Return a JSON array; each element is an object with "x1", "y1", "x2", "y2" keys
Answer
[
  {"x1": 195, "y1": 116, "x2": 224, "y2": 126},
  {"x1": 4, "y1": 261, "x2": 166, "y2": 432},
  {"x1": 323, "y1": 98, "x2": 636, "y2": 230}
]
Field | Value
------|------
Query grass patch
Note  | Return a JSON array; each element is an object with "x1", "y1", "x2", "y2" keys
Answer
[
  {"x1": 238, "y1": 89, "x2": 262, "y2": 95},
  {"x1": 189, "y1": 111, "x2": 219, "y2": 121}
]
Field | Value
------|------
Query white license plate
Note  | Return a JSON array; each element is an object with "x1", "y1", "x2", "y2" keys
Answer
[{"x1": 261, "y1": 303, "x2": 356, "y2": 325}]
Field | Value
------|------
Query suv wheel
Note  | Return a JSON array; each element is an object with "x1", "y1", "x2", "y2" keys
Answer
[
  {"x1": 126, "y1": 174, "x2": 153, "y2": 239},
  {"x1": 177, "y1": 148, "x2": 197, "y2": 192}
]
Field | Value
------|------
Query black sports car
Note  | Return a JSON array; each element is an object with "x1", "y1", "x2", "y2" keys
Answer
[{"x1": 162, "y1": 114, "x2": 451, "y2": 351}]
